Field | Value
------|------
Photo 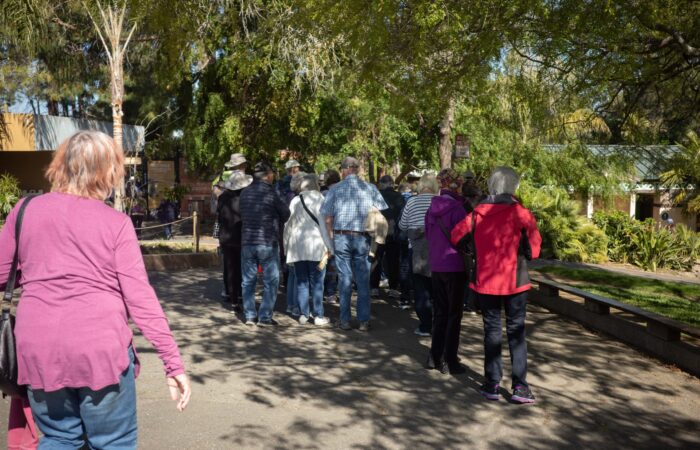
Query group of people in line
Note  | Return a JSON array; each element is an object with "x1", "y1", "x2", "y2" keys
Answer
[
  {"x1": 214, "y1": 153, "x2": 542, "y2": 404},
  {"x1": 0, "y1": 130, "x2": 542, "y2": 448}
]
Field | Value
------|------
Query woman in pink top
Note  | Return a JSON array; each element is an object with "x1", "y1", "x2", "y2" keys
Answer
[{"x1": 0, "y1": 131, "x2": 191, "y2": 448}]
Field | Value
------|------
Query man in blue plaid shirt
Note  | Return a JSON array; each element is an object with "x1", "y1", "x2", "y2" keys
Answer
[{"x1": 321, "y1": 156, "x2": 388, "y2": 331}]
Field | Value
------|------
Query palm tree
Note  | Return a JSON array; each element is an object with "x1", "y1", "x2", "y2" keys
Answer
[{"x1": 660, "y1": 131, "x2": 700, "y2": 213}]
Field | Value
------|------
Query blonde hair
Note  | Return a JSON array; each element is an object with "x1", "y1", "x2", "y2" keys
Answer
[{"x1": 45, "y1": 131, "x2": 124, "y2": 200}]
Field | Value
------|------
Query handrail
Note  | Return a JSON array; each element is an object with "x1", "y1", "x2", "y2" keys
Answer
[{"x1": 531, "y1": 276, "x2": 700, "y2": 340}]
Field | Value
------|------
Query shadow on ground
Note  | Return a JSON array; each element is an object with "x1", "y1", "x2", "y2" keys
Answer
[{"x1": 136, "y1": 269, "x2": 700, "y2": 449}]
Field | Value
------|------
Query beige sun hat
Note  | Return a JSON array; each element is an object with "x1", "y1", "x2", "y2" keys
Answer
[
  {"x1": 224, "y1": 171, "x2": 253, "y2": 190},
  {"x1": 224, "y1": 153, "x2": 247, "y2": 168}
]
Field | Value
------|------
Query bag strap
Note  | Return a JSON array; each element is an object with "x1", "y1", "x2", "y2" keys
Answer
[
  {"x1": 437, "y1": 212, "x2": 476, "y2": 251},
  {"x1": 299, "y1": 194, "x2": 320, "y2": 226},
  {"x1": 3, "y1": 196, "x2": 36, "y2": 313}
]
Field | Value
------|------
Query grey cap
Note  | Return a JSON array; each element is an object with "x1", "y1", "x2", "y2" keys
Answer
[
  {"x1": 463, "y1": 170, "x2": 475, "y2": 179},
  {"x1": 285, "y1": 159, "x2": 301, "y2": 170},
  {"x1": 340, "y1": 156, "x2": 360, "y2": 169}
]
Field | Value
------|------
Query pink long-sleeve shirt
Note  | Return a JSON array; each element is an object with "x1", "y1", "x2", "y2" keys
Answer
[{"x1": 0, "y1": 193, "x2": 185, "y2": 392}]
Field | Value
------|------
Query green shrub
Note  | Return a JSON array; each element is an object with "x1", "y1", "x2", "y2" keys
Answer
[
  {"x1": 593, "y1": 211, "x2": 700, "y2": 271},
  {"x1": 518, "y1": 183, "x2": 608, "y2": 263},
  {"x1": 0, "y1": 173, "x2": 22, "y2": 221}
]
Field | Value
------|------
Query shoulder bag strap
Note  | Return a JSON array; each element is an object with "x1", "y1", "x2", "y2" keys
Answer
[
  {"x1": 299, "y1": 194, "x2": 320, "y2": 226},
  {"x1": 3, "y1": 196, "x2": 36, "y2": 313}
]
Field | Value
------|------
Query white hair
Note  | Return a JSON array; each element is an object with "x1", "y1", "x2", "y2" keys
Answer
[
  {"x1": 416, "y1": 174, "x2": 439, "y2": 194},
  {"x1": 488, "y1": 166, "x2": 520, "y2": 195},
  {"x1": 299, "y1": 173, "x2": 320, "y2": 192}
]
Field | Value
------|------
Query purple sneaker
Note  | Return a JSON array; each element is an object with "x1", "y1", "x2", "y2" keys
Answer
[
  {"x1": 511, "y1": 385, "x2": 536, "y2": 404},
  {"x1": 480, "y1": 383, "x2": 500, "y2": 401}
]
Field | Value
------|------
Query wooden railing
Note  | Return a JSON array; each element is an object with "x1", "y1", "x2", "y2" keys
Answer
[{"x1": 531, "y1": 276, "x2": 700, "y2": 377}]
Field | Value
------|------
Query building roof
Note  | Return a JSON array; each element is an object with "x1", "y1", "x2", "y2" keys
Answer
[
  {"x1": 541, "y1": 144, "x2": 680, "y2": 182},
  {"x1": 1, "y1": 113, "x2": 145, "y2": 153}
]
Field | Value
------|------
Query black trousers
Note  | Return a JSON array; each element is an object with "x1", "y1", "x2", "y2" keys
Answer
[
  {"x1": 430, "y1": 271, "x2": 466, "y2": 365},
  {"x1": 369, "y1": 239, "x2": 401, "y2": 289},
  {"x1": 222, "y1": 245, "x2": 242, "y2": 305}
]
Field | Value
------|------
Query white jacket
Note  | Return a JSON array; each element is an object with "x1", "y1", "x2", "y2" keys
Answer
[{"x1": 284, "y1": 190, "x2": 334, "y2": 263}]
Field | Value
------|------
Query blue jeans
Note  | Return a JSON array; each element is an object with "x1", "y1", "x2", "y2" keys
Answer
[
  {"x1": 28, "y1": 348, "x2": 137, "y2": 449},
  {"x1": 334, "y1": 234, "x2": 371, "y2": 323},
  {"x1": 324, "y1": 257, "x2": 338, "y2": 297},
  {"x1": 480, "y1": 291, "x2": 529, "y2": 388},
  {"x1": 412, "y1": 274, "x2": 432, "y2": 333},
  {"x1": 286, "y1": 264, "x2": 300, "y2": 315},
  {"x1": 241, "y1": 244, "x2": 280, "y2": 321},
  {"x1": 295, "y1": 260, "x2": 326, "y2": 318}
]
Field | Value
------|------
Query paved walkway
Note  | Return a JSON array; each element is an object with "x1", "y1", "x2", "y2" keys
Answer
[{"x1": 2, "y1": 268, "x2": 699, "y2": 449}]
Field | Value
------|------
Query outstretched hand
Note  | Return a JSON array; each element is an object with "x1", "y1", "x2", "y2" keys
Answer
[{"x1": 167, "y1": 373, "x2": 191, "y2": 412}]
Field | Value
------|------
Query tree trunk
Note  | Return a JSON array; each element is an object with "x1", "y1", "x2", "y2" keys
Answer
[{"x1": 438, "y1": 98, "x2": 456, "y2": 169}]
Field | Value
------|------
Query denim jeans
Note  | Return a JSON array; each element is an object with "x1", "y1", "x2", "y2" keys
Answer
[
  {"x1": 479, "y1": 291, "x2": 529, "y2": 388},
  {"x1": 295, "y1": 260, "x2": 326, "y2": 318},
  {"x1": 412, "y1": 273, "x2": 432, "y2": 333},
  {"x1": 241, "y1": 244, "x2": 280, "y2": 321},
  {"x1": 286, "y1": 264, "x2": 300, "y2": 315},
  {"x1": 324, "y1": 257, "x2": 338, "y2": 297},
  {"x1": 28, "y1": 347, "x2": 137, "y2": 449},
  {"x1": 399, "y1": 243, "x2": 413, "y2": 301},
  {"x1": 334, "y1": 234, "x2": 371, "y2": 323}
]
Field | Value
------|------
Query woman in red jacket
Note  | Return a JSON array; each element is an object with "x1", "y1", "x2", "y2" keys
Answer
[{"x1": 451, "y1": 167, "x2": 542, "y2": 404}]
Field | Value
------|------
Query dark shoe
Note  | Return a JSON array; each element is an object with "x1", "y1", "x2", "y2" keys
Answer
[
  {"x1": 480, "y1": 383, "x2": 500, "y2": 401},
  {"x1": 447, "y1": 361, "x2": 467, "y2": 375},
  {"x1": 231, "y1": 303, "x2": 242, "y2": 313},
  {"x1": 257, "y1": 319, "x2": 278, "y2": 327},
  {"x1": 425, "y1": 354, "x2": 440, "y2": 370},
  {"x1": 511, "y1": 385, "x2": 536, "y2": 404}
]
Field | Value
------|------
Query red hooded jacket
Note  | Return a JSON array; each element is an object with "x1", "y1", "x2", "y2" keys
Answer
[{"x1": 451, "y1": 195, "x2": 542, "y2": 296}]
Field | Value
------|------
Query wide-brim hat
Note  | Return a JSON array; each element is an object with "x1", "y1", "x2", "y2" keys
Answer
[
  {"x1": 225, "y1": 153, "x2": 247, "y2": 168},
  {"x1": 224, "y1": 172, "x2": 253, "y2": 190}
]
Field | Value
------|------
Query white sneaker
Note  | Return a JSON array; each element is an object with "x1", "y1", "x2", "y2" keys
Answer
[
  {"x1": 299, "y1": 315, "x2": 309, "y2": 325},
  {"x1": 314, "y1": 317, "x2": 330, "y2": 326},
  {"x1": 379, "y1": 279, "x2": 389, "y2": 288},
  {"x1": 370, "y1": 288, "x2": 380, "y2": 297},
  {"x1": 414, "y1": 328, "x2": 430, "y2": 337},
  {"x1": 387, "y1": 289, "x2": 401, "y2": 299},
  {"x1": 358, "y1": 321, "x2": 370, "y2": 332}
]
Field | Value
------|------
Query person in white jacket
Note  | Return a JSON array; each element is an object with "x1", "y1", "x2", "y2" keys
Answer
[{"x1": 284, "y1": 173, "x2": 334, "y2": 325}]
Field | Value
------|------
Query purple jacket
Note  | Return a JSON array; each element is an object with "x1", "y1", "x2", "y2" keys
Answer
[{"x1": 425, "y1": 189, "x2": 467, "y2": 272}]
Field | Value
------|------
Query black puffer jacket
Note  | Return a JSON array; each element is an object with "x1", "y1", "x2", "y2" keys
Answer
[{"x1": 217, "y1": 188, "x2": 244, "y2": 247}]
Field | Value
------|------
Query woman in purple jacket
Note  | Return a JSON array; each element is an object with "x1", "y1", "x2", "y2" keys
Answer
[
  {"x1": 424, "y1": 169, "x2": 467, "y2": 374},
  {"x1": 0, "y1": 131, "x2": 191, "y2": 448}
]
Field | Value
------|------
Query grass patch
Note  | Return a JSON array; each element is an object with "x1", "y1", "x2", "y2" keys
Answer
[{"x1": 535, "y1": 266, "x2": 700, "y2": 328}]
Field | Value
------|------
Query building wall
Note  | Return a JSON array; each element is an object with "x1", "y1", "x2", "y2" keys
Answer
[
  {"x1": 0, "y1": 151, "x2": 54, "y2": 193},
  {"x1": 0, "y1": 113, "x2": 36, "y2": 151}
]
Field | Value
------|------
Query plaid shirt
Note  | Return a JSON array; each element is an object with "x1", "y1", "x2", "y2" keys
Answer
[{"x1": 320, "y1": 175, "x2": 388, "y2": 232}]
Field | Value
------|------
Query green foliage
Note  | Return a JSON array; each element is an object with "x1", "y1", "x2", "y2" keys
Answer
[
  {"x1": 661, "y1": 131, "x2": 700, "y2": 213},
  {"x1": 0, "y1": 173, "x2": 22, "y2": 220},
  {"x1": 536, "y1": 266, "x2": 700, "y2": 327},
  {"x1": 163, "y1": 185, "x2": 190, "y2": 203},
  {"x1": 593, "y1": 211, "x2": 700, "y2": 272},
  {"x1": 518, "y1": 182, "x2": 608, "y2": 263}
]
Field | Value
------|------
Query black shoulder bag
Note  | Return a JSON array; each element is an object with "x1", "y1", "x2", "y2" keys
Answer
[
  {"x1": 437, "y1": 213, "x2": 477, "y2": 284},
  {"x1": 299, "y1": 194, "x2": 319, "y2": 225},
  {"x1": 1, "y1": 196, "x2": 35, "y2": 397}
]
